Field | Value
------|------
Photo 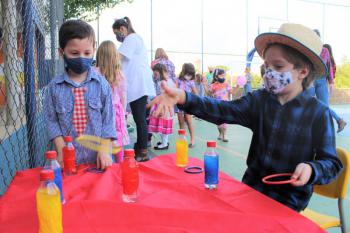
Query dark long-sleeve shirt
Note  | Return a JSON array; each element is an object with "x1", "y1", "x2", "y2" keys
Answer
[{"x1": 178, "y1": 89, "x2": 343, "y2": 211}]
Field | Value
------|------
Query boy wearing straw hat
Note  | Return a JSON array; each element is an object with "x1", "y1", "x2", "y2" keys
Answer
[{"x1": 147, "y1": 23, "x2": 343, "y2": 212}]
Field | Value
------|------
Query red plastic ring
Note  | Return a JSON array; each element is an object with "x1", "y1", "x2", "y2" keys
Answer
[{"x1": 262, "y1": 173, "x2": 296, "y2": 185}]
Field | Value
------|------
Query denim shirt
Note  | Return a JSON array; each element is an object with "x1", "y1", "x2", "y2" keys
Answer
[
  {"x1": 44, "y1": 68, "x2": 116, "y2": 164},
  {"x1": 178, "y1": 89, "x2": 343, "y2": 211}
]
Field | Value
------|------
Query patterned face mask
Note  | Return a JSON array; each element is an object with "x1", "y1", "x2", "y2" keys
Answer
[
  {"x1": 263, "y1": 67, "x2": 294, "y2": 94},
  {"x1": 184, "y1": 75, "x2": 192, "y2": 80}
]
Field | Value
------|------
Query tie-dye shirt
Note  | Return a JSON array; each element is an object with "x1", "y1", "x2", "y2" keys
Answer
[
  {"x1": 177, "y1": 79, "x2": 196, "y2": 93},
  {"x1": 210, "y1": 82, "x2": 231, "y2": 101}
]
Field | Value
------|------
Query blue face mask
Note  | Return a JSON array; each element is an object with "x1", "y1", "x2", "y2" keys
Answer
[{"x1": 64, "y1": 55, "x2": 93, "y2": 74}]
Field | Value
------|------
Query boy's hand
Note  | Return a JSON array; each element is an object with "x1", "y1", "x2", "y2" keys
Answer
[
  {"x1": 291, "y1": 163, "x2": 313, "y2": 186},
  {"x1": 147, "y1": 81, "x2": 186, "y2": 117},
  {"x1": 97, "y1": 152, "x2": 113, "y2": 170}
]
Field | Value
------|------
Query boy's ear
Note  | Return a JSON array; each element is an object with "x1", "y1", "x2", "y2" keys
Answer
[
  {"x1": 58, "y1": 48, "x2": 64, "y2": 57},
  {"x1": 298, "y1": 67, "x2": 310, "y2": 80}
]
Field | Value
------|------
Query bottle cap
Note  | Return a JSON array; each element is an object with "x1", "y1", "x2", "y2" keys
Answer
[
  {"x1": 40, "y1": 170, "x2": 54, "y2": 181},
  {"x1": 178, "y1": 129, "x2": 186, "y2": 135},
  {"x1": 207, "y1": 141, "x2": 216, "y2": 148},
  {"x1": 124, "y1": 149, "x2": 135, "y2": 157},
  {"x1": 45, "y1": 151, "x2": 57, "y2": 160},
  {"x1": 63, "y1": 136, "x2": 73, "y2": 142}
]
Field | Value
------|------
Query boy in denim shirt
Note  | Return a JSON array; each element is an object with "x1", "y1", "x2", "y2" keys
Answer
[{"x1": 44, "y1": 20, "x2": 116, "y2": 169}]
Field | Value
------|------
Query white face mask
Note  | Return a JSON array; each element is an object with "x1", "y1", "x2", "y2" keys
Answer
[
  {"x1": 184, "y1": 75, "x2": 192, "y2": 80},
  {"x1": 263, "y1": 67, "x2": 294, "y2": 94}
]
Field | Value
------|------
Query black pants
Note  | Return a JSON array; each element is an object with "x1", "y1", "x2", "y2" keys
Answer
[{"x1": 129, "y1": 95, "x2": 148, "y2": 150}]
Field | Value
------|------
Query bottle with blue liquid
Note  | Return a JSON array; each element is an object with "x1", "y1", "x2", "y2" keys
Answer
[
  {"x1": 204, "y1": 141, "x2": 219, "y2": 189},
  {"x1": 44, "y1": 151, "x2": 65, "y2": 203}
]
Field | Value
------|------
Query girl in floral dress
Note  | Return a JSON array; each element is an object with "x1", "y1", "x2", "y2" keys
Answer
[
  {"x1": 177, "y1": 63, "x2": 198, "y2": 147},
  {"x1": 148, "y1": 63, "x2": 176, "y2": 150},
  {"x1": 209, "y1": 68, "x2": 232, "y2": 142}
]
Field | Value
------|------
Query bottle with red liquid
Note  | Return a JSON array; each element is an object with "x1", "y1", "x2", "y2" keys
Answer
[
  {"x1": 121, "y1": 149, "x2": 139, "y2": 203},
  {"x1": 62, "y1": 136, "x2": 76, "y2": 176}
]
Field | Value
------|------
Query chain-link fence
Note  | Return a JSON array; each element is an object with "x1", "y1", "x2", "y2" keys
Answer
[{"x1": 0, "y1": 0, "x2": 64, "y2": 195}]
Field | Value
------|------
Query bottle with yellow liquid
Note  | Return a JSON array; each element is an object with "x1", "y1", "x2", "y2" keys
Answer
[
  {"x1": 36, "y1": 170, "x2": 62, "y2": 233},
  {"x1": 176, "y1": 129, "x2": 188, "y2": 167}
]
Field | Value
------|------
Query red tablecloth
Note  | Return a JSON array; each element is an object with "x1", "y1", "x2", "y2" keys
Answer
[{"x1": 0, "y1": 154, "x2": 324, "y2": 233}]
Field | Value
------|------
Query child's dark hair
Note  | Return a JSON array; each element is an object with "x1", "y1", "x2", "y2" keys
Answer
[
  {"x1": 112, "y1": 17, "x2": 136, "y2": 33},
  {"x1": 152, "y1": 63, "x2": 167, "y2": 81},
  {"x1": 212, "y1": 68, "x2": 225, "y2": 83},
  {"x1": 323, "y1": 43, "x2": 336, "y2": 70},
  {"x1": 59, "y1": 20, "x2": 95, "y2": 49},
  {"x1": 260, "y1": 64, "x2": 265, "y2": 77},
  {"x1": 179, "y1": 63, "x2": 195, "y2": 81}
]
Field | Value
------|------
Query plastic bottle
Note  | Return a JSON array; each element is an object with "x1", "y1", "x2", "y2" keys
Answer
[
  {"x1": 121, "y1": 149, "x2": 139, "y2": 203},
  {"x1": 62, "y1": 136, "x2": 76, "y2": 175},
  {"x1": 204, "y1": 141, "x2": 219, "y2": 189},
  {"x1": 43, "y1": 151, "x2": 65, "y2": 203},
  {"x1": 176, "y1": 129, "x2": 188, "y2": 167},
  {"x1": 36, "y1": 170, "x2": 62, "y2": 233}
]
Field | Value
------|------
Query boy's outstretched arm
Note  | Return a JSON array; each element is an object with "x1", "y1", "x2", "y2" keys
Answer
[{"x1": 147, "y1": 81, "x2": 253, "y2": 128}]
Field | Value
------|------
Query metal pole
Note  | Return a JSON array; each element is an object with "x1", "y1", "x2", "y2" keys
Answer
[
  {"x1": 201, "y1": 0, "x2": 204, "y2": 73},
  {"x1": 150, "y1": 0, "x2": 153, "y2": 61},
  {"x1": 322, "y1": 3, "x2": 325, "y2": 43},
  {"x1": 50, "y1": 0, "x2": 57, "y2": 79},
  {"x1": 246, "y1": 0, "x2": 249, "y2": 54},
  {"x1": 57, "y1": 0, "x2": 65, "y2": 73},
  {"x1": 3, "y1": 0, "x2": 20, "y2": 126},
  {"x1": 97, "y1": 5, "x2": 100, "y2": 46},
  {"x1": 22, "y1": 0, "x2": 37, "y2": 167},
  {"x1": 286, "y1": 0, "x2": 289, "y2": 21}
]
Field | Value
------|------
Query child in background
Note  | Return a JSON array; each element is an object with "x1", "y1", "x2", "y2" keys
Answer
[
  {"x1": 148, "y1": 23, "x2": 343, "y2": 212},
  {"x1": 96, "y1": 41, "x2": 129, "y2": 162},
  {"x1": 177, "y1": 63, "x2": 198, "y2": 147},
  {"x1": 149, "y1": 63, "x2": 175, "y2": 150},
  {"x1": 243, "y1": 67, "x2": 253, "y2": 95},
  {"x1": 44, "y1": 20, "x2": 116, "y2": 170},
  {"x1": 195, "y1": 73, "x2": 206, "y2": 98},
  {"x1": 209, "y1": 68, "x2": 232, "y2": 142}
]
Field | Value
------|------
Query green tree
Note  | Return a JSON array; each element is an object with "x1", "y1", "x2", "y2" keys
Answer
[
  {"x1": 64, "y1": 0, "x2": 133, "y2": 21},
  {"x1": 334, "y1": 62, "x2": 350, "y2": 88}
]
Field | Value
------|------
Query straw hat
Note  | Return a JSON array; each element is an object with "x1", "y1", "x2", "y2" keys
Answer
[{"x1": 254, "y1": 23, "x2": 326, "y2": 77}]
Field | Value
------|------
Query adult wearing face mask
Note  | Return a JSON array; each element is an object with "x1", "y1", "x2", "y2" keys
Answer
[{"x1": 112, "y1": 17, "x2": 156, "y2": 162}]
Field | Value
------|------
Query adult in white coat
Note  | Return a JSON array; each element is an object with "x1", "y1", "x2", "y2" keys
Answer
[{"x1": 113, "y1": 17, "x2": 156, "y2": 162}]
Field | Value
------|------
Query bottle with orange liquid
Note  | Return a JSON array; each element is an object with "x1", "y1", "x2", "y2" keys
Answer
[
  {"x1": 176, "y1": 129, "x2": 188, "y2": 167},
  {"x1": 62, "y1": 136, "x2": 76, "y2": 175},
  {"x1": 36, "y1": 170, "x2": 62, "y2": 233},
  {"x1": 121, "y1": 149, "x2": 139, "y2": 203}
]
